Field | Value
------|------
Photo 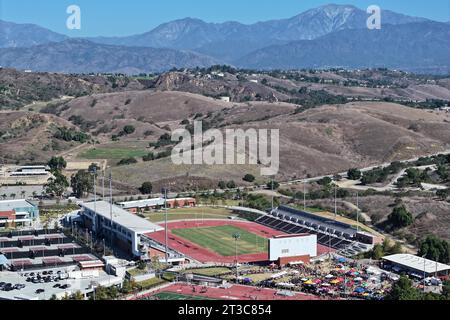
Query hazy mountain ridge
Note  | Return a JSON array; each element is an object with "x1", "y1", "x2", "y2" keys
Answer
[
  {"x1": 236, "y1": 21, "x2": 450, "y2": 75},
  {"x1": 0, "y1": 20, "x2": 68, "y2": 48},
  {"x1": 0, "y1": 39, "x2": 219, "y2": 74},
  {"x1": 0, "y1": 4, "x2": 447, "y2": 74}
]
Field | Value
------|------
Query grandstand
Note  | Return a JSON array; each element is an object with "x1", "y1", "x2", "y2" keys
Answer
[{"x1": 255, "y1": 206, "x2": 358, "y2": 251}]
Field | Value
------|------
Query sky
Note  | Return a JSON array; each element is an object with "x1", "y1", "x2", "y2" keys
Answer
[{"x1": 0, "y1": 0, "x2": 449, "y2": 37}]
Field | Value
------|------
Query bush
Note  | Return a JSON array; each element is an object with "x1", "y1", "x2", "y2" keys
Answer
[
  {"x1": 226, "y1": 181, "x2": 236, "y2": 189},
  {"x1": 140, "y1": 182, "x2": 153, "y2": 195},
  {"x1": 388, "y1": 205, "x2": 413, "y2": 229},
  {"x1": 122, "y1": 125, "x2": 136, "y2": 135},
  {"x1": 243, "y1": 174, "x2": 255, "y2": 183},
  {"x1": 347, "y1": 168, "x2": 362, "y2": 180},
  {"x1": 117, "y1": 157, "x2": 137, "y2": 166},
  {"x1": 142, "y1": 153, "x2": 155, "y2": 162}
]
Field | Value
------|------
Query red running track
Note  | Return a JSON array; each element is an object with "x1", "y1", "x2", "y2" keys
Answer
[
  {"x1": 146, "y1": 220, "x2": 333, "y2": 264},
  {"x1": 140, "y1": 283, "x2": 324, "y2": 301}
]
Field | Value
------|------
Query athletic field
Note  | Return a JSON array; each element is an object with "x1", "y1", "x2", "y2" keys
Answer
[{"x1": 172, "y1": 225, "x2": 268, "y2": 256}]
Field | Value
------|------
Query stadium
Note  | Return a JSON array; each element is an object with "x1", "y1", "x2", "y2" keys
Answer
[{"x1": 145, "y1": 218, "x2": 333, "y2": 265}]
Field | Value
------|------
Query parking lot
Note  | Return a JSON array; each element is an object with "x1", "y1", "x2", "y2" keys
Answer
[{"x1": 0, "y1": 267, "x2": 120, "y2": 300}]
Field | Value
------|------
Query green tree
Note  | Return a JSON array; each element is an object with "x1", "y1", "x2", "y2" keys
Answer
[
  {"x1": 347, "y1": 168, "x2": 362, "y2": 180},
  {"x1": 142, "y1": 152, "x2": 155, "y2": 162},
  {"x1": 436, "y1": 188, "x2": 450, "y2": 201},
  {"x1": 317, "y1": 177, "x2": 332, "y2": 186},
  {"x1": 436, "y1": 165, "x2": 449, "y2": 181},
  {"x1": 140, "y1": 182, "x2": 153, "y2": 195},
  {"x1": 388, "y1": 205, "x2": 414, "y2": 229},
  {"x1": 218, "y1": 181, "x2": 226, "y2": 189},
  {"x1": 243, "y1": 174, "x2": 255, "y2": 183},
  {"x1": 117, "y1": 157, "x2": 137, "y2": 166},
  {"x1": 385, "y1": 276, "x2": 421, "y2": 300},
  {"x1": 266, "y1": 180, "x2": 280, "y2": 190},
  {"x1": 122, "y1": 125, "x2": 136, "y2": 135},
  {"x1": 44, "y1": 170, "x2": 69, "y2": 198},
  {"x1": 371, "y1": 244, "x2": 384, "y2": 260},
  {"x1": 226, "y1": 181, "x2": 236, "y2": 189},
  {"x1": 48, "y1": 156, "x2": 67, "y2": 171},
  {"x1": 70, "y1": 170, "x2": 93, "y2": 198},
  {"x1": 418, "y1": 235, "x2": 450, "y2": 263}
]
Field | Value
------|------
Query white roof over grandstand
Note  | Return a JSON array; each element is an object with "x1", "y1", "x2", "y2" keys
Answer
[
  {"x1": 230, "y1": 206, "x2": 267, "y2": 215},
  {"x1": 0, "y1": 199, "x2": 36, "y2": 211},
  {"x1": 118, "y1": 198, "x2": 165, "y2": 209},
  {"x1": 81, "y1": 201, "x2": 163, "y2": 234},
  {"x1": 382, "y1": 254, "x2": 450, "y2": 273}
]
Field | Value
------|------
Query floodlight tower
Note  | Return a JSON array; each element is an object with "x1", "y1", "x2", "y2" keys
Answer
[
  {"x1": 162, "y1": 187, "x2": 169, "y2": 263},
  {"x1": 109, "y1": 169, "x2": 113, "y2": 253},
  {"x1": 356, "y1": 192, "x2": 359, "y2": 233},
  {"x1": 233, "y1": 233, "x2": 241, "y2": 281}
]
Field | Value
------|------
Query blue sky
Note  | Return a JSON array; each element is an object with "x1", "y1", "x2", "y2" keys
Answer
[{"x1": 1, "y1": 0, "x2": 449, "y2": 37}]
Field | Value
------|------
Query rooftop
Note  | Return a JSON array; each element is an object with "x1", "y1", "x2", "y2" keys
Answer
[
  {"x1": 0, "y1": 199, "x2": 36, "y2": 212},
  {"x1": 382, "y1": 254, "x2": 450, "y2": 274},
  {"x1": 118, "y1": 198, "x2": 165, "y2": 209},
  {"x1": 81, "y1": 201, "x2": 163, "y2": 234}
]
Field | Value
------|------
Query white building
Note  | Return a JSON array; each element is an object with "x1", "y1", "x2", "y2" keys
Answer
[
  {"x1": 268, "y1": 234, "x2": 317, "y2": 263},
  {"x1": 0, "y1": 199, "x2": 39, "y2": 228},
  {"x1": 382, "y1": 254, "x2": 450, "y2": 278},
  {"x1": 80, "y1": 201, "x2": 163, "y2": 258}
]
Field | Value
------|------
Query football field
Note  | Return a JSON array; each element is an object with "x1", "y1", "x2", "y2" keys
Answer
[{"x1": 171, "y1": 225, "x2": 268, "y2": 256}]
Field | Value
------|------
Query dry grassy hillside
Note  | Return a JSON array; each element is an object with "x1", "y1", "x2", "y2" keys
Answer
[
  {"x1": 60, "y1": 95, "x2": 448, "y2": 188},
  {"x1": 0, "y1": 111, "x2": 81, "y2": 163}
]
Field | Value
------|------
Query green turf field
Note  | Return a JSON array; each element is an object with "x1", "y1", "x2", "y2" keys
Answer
[
  {"x1": 172, "y1": 225, "x2": 268, "y2": 256},
  {"x1": 146, "y1": 207, "x2": 235, "y2": 223},
  {"x1": 152, "y1": 292, "x2": 214, "y2": 300}
]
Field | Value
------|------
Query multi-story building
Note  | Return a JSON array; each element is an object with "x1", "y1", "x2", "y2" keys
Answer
[{"x1": 0, "y1": 199, "x2": 39, "y2": 228}]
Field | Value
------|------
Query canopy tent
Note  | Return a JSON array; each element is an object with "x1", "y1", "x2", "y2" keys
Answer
[{"x1": 354, "y1": 287, "x2": 365, "y2": 294}]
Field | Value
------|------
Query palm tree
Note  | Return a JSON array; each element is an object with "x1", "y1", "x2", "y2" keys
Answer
[
  {"x1": 1, "y1": 194, "x2": 6, "y2": 200},
  {"x1": 10, "y1": 193, "x2": 16, "y2": 199},
  {"x1": 20, "y1": 190, "x2": 26, "y2": 199}
]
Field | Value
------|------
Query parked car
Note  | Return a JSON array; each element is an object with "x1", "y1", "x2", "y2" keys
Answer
[{"x1": 35, "y1": 289, "x2": 45, "y2": 294}]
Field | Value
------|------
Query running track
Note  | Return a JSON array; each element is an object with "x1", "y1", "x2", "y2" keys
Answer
[
  {"x1": 139, "y1": 283, "x2": 324, "y2": 301},
  {"x1": 146, "y1": 220, "x2": 333, "y2": 263}
]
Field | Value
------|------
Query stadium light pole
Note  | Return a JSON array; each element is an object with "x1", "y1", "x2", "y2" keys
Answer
[
  {"x1": 303, "y1": 180, "x2": 306, "y2": 211},
  {"x1": 92, "y1": 166, "x2": 97, "y2": 238},
  {"x1": 109, "y1": 169, "x2": 113, "y2": 253},
  {"x1": 422, "y1": 254, "x2": 427, "y2": 293},
  {"x1": 233, "y1": 233, "x2": 241, "y2": 281},
  {"x1": 102, "y1": 170, "x2": 105, "y2": 199},
  {"x1": 163, "y1": 188, "x2": 169, "y2": 264},
  {"x1": 356, "y1": 192, "x2": 359, "y2": 233},
  {"x1": 334, "y1": 184, "x2": 337, "y2": 220},
  {"x1": 271, "y1": 178, "x2": 274, "y2": 211}
]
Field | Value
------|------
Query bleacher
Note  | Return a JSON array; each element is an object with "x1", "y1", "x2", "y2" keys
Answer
[{"x1": 256, "y1": 213, "x2": 352, "y2": 250}]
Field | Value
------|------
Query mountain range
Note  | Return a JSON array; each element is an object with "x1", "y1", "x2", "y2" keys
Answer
[{"x1": 0, "y1": 4, "x2": 449, "y2": 74}]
